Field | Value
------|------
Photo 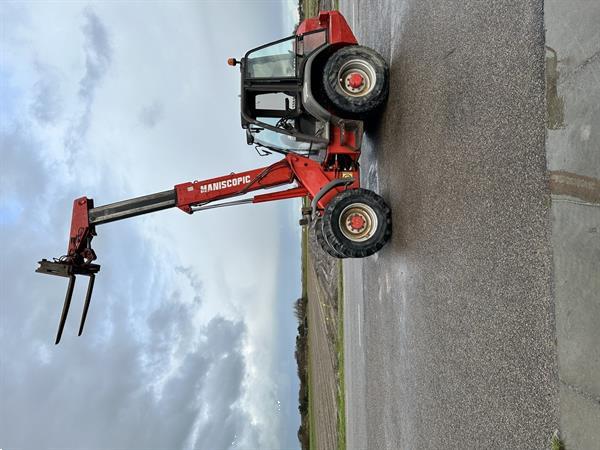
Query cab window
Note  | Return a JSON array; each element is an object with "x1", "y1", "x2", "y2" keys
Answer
[
  {"x1": 255, "y1": 92, "x2": 296, "y2": 112},
  {"x1": 246, "y1": 37, "x2": 296, "y2": 78}
]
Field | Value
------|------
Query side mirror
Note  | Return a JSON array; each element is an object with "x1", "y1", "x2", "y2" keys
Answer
[{"x1": 246, "y1": 129, "x2": 254, "y2": 145}]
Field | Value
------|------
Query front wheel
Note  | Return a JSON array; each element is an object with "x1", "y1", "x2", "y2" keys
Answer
[
  {"x1": 321, "y1": 188, "x2": 392, "y2": 258},
  {"x1": 314, "y1": 217, "x2": 347, "y2": 259},
  {"x1": 322, "y1": 45, "x2": 389, "y2": 118}
]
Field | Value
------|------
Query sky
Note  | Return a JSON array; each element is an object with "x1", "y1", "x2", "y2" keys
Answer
[{"x1": 0, "y1": 2, "x2": 303, "y2": 449}]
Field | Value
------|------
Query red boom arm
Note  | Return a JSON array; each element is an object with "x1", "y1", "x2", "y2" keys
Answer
[{"x1": 37, "y1": 153, "x2": 358, "y2": 343}]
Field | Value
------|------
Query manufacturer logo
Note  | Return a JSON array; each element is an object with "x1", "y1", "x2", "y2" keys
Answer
[{"x1": 200, "y1": 175, "x2": 251, "y2": 194}]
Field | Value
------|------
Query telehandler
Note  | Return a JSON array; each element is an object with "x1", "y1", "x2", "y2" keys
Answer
[{"x1": 37, "y1": 11, "x2": 392, "y2": 344}]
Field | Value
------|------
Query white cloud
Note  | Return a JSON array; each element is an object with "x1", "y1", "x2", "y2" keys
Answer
[
  {"x1": 1, "y1": 3, "x2": 301, "y2": 449},
  {"x1": 283, "y1": 0, "x2": 301, "y2": 32}
]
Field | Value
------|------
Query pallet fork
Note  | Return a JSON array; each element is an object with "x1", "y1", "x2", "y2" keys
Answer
[{"x1": 36, "y1": 260, "x2": 100, "y2": 344}]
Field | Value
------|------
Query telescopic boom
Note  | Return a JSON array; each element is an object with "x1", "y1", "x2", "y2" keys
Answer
[{"x1": 37, "y1": 154, "x2": 357, "y2": 343}]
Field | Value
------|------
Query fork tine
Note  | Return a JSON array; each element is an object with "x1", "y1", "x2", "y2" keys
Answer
[
  {"x1": 55, "y1": 275, "x2": 76, "y2": 345},
  {"x1": 78, "y1": 274, "x2": 95, "y2": 336}
]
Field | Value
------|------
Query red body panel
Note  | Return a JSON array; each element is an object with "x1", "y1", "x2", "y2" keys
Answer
[
  {"x1": 296, "y1": 11, "x2": 361, "y2": 197},
  {"x1": 328, "y1": 126, "x2": 358, "y2": 154},
  {"x1": 175, "y1": 160, "x2": 294, "y2": 213},
  {"x1": 297, "y1": 10, "x2": 358, "y2": 45},
  {"x1": 253, "y1": 186, "x2": 308, "y2": 204},
  {"x1": 68, "y1": 197, "x2": 93, "y2": 257},
  {"x1": 175, "y1": 154, "x2": 354, "y2": 213}
]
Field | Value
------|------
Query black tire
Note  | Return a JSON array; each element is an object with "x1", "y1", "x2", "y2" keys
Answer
[
  {"x1": 314, "y1": 217, "x2": 347, "y2": 259},
  {"x1": 322, "y1": 45, "x2": 389, "y2": 118},
  {"x1": 321, "y1": 188, "x2": 392, "y2": 258}
]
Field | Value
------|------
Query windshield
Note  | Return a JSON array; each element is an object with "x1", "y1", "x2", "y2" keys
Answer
[
  {"x1": 246, "y1": 36, "x2": 296, "y2": 78},
  {"x1": 250, "y1": 118, "x2": 312, "y2": 152}
]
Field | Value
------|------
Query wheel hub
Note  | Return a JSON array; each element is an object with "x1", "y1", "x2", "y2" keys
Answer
[
  {"x1": 339, "y1": 203, "x2": 378, "y2": 242},
  {"x1": 347, "y1": 72, "x2": 364, "y2": 89},
  {"x1": 348, "y1": 213, "x2": 367, "y2": 232},
  {"x1": 338, "y1": 59, "x2": 377, "y2": 97}
]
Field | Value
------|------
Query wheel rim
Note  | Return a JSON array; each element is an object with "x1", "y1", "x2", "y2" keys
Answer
[
  {"x1": 337, "y1": 59, "x2": 377, "y2": 97},
  {"x1": 339, "y1": 203, "x2": 378, "y2": 242}
]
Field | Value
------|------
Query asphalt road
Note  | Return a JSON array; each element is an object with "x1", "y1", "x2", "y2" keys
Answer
[{"x1": 340, "y1": 1, "x2": 560, "y2": 448}]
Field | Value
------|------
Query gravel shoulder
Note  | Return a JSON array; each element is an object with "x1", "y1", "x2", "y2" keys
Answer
[{"x1": 307, "y1": 221, "x2": 343, "y2": 450}]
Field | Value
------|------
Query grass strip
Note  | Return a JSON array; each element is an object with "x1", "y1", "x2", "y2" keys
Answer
[
  {"x1": 303, "y1": 0, "x2": 320, "y2": 18},
  {"x1": 336, "y1": 259, "x2": 346, "y2": 450},
  {"x1": 300, "y1": 198, "x2": 315, "y2": 449},
  {"x1": 308, "y1": 350, "x2": 317, "y2": 450},
  {"x1": 551, "y1": 431, "x2": 565, "y2": 450},
  {"x1": 302, "y1": 0, "x2": 340, "y2": 18},
  {"x1": 301, "y1": 200, "x2": 308, "y2": 299}
]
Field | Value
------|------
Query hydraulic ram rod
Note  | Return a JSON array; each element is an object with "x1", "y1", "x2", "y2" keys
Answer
[{"x1": 89, "y1": 189, "x2": 177, "y2": 225}]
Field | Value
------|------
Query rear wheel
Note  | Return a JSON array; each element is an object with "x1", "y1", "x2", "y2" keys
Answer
[
  {"x1": 322, "y1": 45, "x2": 389, "y2": 118},
  {"x1": 321, "y1": 189, "x2": 392, "y2": 258}
]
